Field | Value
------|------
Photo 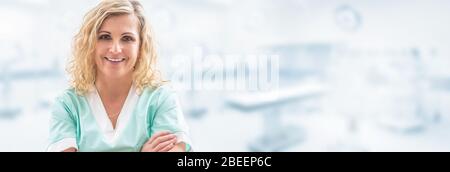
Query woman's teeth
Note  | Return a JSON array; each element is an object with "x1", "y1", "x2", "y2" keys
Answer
[{"x1": 104, "y1": 57, "x2": 125, "y2": 62}]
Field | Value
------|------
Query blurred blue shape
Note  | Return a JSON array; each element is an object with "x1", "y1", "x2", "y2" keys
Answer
[
  {"x1": 0, "y1": 75, "x2": 21, "y2": 119},
  {"x1": 265, "y1": 43, "x2": 333, "y2": 85},
  {"x1": 431, "y1": 78, "x2": 450, "y2": 91},
  {"x1": 334, "y1": 4, "x2": 362, "y2": 32},
  {"x1": 185, "y1": 91, "x2": 208, "y2": 119},
  {"x1": 0, "y1": 108, "x2": 21, "y2": 120},
  {"x1": 1, "y1": 59, "x2": 62, "y2": 80},
  {"x1": 226, "y1": 79, "x2": 325, "y2": 151},
  {"x1": 0, "y1": 58, "x2": 62, "y2": 119}
]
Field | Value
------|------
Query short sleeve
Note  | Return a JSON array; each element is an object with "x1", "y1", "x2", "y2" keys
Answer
[
  {"x1": 47, "y1": 96, "x2": 78, "y2": 152},
  {"x1": 149, "y1": 88, "x2": 193, "y2": 152}
]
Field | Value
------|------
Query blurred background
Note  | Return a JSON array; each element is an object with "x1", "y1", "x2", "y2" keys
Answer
[{"x1": 1, "y1": 0, "x2": 450, "y2": 151}]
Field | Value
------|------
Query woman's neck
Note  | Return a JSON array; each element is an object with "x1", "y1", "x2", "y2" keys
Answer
[{"x1": 95, "y1": 74, "x2": 132, "y2": 101}]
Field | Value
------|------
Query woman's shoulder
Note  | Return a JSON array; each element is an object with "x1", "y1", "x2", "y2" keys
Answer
[
  {"x1": 140, "y1": 83, "x2": 177, "y2": 97},
  {"x1": 51, "y1": 88, "x2": 87, "y2": 118},
  {"x1": 139, "y1": 83, "x2": 180, "y2": 105},
  {"x1": 54, "y1": 88, "x2": 85, "y2": 106}
]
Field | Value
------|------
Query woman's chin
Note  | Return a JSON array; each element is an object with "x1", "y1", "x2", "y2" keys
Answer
[{"x1": 99, "y1": 70, "x2": 132, "y2": 80}]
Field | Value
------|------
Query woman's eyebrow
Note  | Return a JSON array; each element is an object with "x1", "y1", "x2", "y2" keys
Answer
[
  {"x1": 122, "y1": 32, "x2": 137, "y2": 36},
  {"x1": 98, "y1": 31, "x2": 111, "y2": 34},
  {"x1": 98, "y1": 31, "x2": 136, "y2": 36}
]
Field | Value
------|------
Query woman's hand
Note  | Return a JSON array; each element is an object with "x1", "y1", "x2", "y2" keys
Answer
[
  {"x1": 63, "y1": 147, "x2": 77, "y2": 152},
  {"x1": 141, "y1": 131, "x2": 178, "y2": 152}
]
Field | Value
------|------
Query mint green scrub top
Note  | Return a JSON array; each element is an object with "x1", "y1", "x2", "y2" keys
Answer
[{"x1": 47, "y1": 85, "x2": 192, "y2": 152}]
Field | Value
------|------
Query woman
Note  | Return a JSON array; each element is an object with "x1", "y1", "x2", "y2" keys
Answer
[{"x1": 47, "y1": 0, "x2": 192, "y2": 152}]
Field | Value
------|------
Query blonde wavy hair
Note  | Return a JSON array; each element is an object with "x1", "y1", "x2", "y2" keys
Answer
[{"x1": 67, "y1": 0, "x2": 162, "y2": 95}]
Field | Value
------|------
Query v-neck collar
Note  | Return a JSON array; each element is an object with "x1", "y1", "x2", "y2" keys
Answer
[{"x1": 86, "y1": 84, "x2": 138, "y2": 143}]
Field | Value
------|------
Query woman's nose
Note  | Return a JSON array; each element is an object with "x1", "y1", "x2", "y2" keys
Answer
[{"x1": 109, "y1": 42, "x2": 122, "y2": 54}]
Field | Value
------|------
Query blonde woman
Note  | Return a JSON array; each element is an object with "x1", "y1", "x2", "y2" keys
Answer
[{"x1": 47, "y1": 0, "x2": 192, "y2": 152}]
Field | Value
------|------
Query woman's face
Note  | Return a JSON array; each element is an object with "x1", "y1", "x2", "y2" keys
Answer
[{"x1": 95, "y1": 14, "x2": 140, "y2": 80}]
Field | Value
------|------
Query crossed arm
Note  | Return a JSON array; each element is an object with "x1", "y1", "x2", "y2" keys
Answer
[
  {"x1": 63, "y1": 131, "x2": 186, "y2": 152},
  {"x1": 140, "y1": 131, "x2": 186, "y2": 152}
]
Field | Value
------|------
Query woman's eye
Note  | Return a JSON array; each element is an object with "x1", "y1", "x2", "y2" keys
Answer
[
  {"x1": 122, "y1": 36, "x2": 135, "y2": 42},
  {"x1": 99, "y1": 35, "x2": 111, "y2": 40}
]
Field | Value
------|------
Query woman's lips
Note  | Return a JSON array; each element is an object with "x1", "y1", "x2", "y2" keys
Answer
[{"x1": 104, "y1": 57, "x2": 125, "y2": 62}]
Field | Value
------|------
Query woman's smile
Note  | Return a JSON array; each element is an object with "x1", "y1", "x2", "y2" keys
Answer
[{"x1": 104, "y1": 57, "x2": 126, "y2": 63}]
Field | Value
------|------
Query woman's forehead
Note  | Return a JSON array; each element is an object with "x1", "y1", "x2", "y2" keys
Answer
[{"x1": 99, "y1": 14, "x2": 139, "y2": 35}]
